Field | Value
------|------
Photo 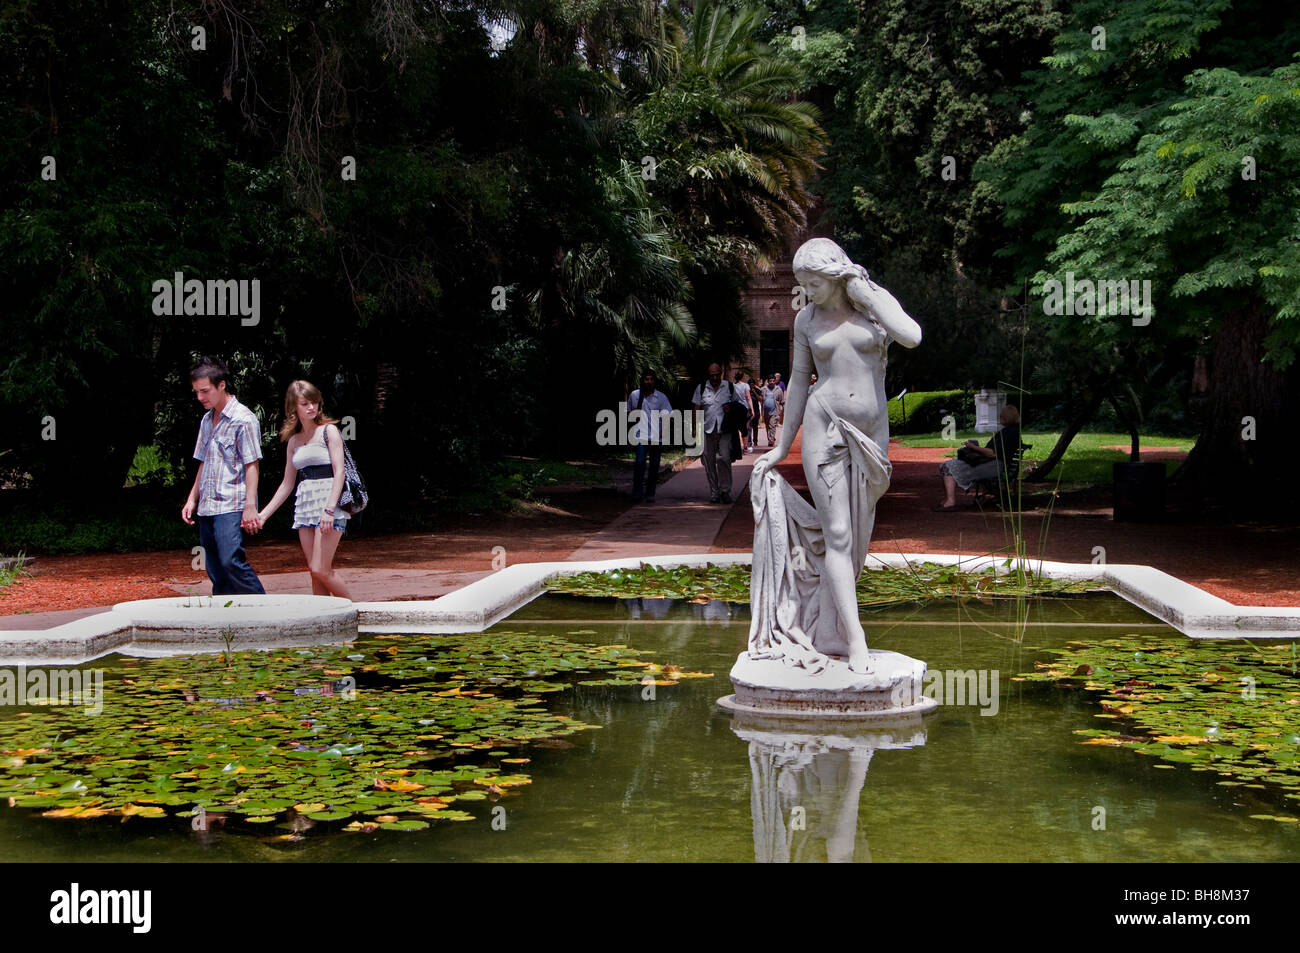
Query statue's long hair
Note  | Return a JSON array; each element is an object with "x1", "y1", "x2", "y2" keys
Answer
[{"x1": 791, "y1": 238, "x2": 878, "y2": 322}]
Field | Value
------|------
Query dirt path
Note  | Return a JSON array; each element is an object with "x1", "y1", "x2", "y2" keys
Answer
[
  {"x1": 0, "y1": 488, "x2": 630, "y2": 616},
  {"x1": 4, "y1": 444, "x2": 1298, "y2": 617}
]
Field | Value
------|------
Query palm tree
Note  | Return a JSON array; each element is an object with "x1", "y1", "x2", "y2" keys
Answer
[
  {"x1": 543, "y1": 160, "x2": 698, "y2": 389},
  {"x1": 631, "y1": 1, "x2": 827, "y2": 272}
]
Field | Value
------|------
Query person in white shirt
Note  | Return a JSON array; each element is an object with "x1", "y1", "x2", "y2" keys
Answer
[
  {"x1": 182, "y1": 357, "x2": 266, "y2": 595},
  {"x1": 692, "y1": 363, "x2": 735, "y2": 504},
  {"x1": 257, "y1": 380, "x2": 353, "y2": 599},
  {"x1": 629, "y1": 371, "x2": 673, "y2": 503}
]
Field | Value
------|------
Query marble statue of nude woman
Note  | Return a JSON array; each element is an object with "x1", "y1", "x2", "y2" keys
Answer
[{"x1": 749, "y1": 238, "x2": 921, "y2": 674}]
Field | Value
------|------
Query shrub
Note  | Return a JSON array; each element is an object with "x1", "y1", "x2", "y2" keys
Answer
[
  {"x1": 887, "y1": 390, "x2": 965, "y2": 434},
  {"x1": 126, "y1": 444, "x2": 179, "y2": 488},
  {"x1": 0, "y1": 501, "x2": 194, "y2": 555}
]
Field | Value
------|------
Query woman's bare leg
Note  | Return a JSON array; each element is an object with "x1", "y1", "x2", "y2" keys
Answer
[
  {"x1": 942, "y1": 474, "x2": 958, "y2": 507},
  {"x1": 313, "y1": 528, "x2": 351, "y2": 599},
  {"x1": 299, "y1": 527, "x2": 352, "y2": 598},
  {"x1": 298, "y1": 528, "x2": 330, "y2": 595}
]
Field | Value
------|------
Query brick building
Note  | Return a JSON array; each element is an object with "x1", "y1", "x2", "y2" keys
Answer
[{"x1": 733, "y1": 219, "x2": 831, "y2": 382}]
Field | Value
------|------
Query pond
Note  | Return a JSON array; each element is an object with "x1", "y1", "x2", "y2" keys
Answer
[{"x1": 1, "y1": 592, "x2": 1297, "y2": 862}]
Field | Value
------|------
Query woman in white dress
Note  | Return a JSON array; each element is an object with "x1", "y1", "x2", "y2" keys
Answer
[
  {"x1": 258, "y1": 380, "x2": 352, "y2": 599},
  {"x1": 750, "y1": 239, "x2": 921, "y2": 673}
]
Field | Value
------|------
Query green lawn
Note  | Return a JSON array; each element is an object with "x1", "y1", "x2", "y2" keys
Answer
[{"x1": 896, "y1": 430, "x2": 1195, "y2": 486}]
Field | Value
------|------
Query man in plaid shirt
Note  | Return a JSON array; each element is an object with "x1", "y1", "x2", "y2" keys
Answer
[{"x1": 181, "y1": 357, "x2": 266, "y2": 595}]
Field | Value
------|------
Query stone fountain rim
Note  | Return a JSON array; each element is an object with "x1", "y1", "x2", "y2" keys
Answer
[{"x1": 1, "y1": 551, "x2": 1293, "y2": 665}]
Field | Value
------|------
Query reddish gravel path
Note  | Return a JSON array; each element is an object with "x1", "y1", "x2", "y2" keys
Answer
[
  {"x1": 3, "y1": 448, "x2": 1298, "y2": 616},
  {"x1": 0, "y1": 489, "x2": 630, "y2": 616},
  {"x1": 712, "y1": 438, "x2": 1300, "y2": 608}
]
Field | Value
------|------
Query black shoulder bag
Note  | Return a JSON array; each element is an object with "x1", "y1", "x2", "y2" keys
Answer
[{"x1": 325, "y1": 426, "x2": 369, "y2": 515}]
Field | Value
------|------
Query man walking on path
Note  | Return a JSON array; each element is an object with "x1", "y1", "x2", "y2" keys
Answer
[
  {"x1": 692, "y1": 363, "x2": 735, "y2": 504},
  {"x1": 760, "y1": 376, "x2": 785, "y2": 448},
  {"x1": 181, "y1": 357, "x2": 266, "y2": 595},
  {"x1": 629, "y1": 370, "x2": 672, "y2": 503}
]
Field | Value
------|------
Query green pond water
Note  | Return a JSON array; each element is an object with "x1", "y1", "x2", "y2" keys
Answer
[{"x1": 1, "y1": 592, "x2": 1297, "y2": 862}]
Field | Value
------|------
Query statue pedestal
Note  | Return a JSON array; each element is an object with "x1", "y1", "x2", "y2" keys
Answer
[{"x1": 718, "y1": 650, "x2": 938, "y2": 719}]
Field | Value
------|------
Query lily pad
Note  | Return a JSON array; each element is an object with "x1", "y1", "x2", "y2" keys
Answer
[
  {"x1": 0, "y1": 630, "x2": 703, "y2": 836},
  {"x1": 1020, "y1": 635, "x2": 1300, "y2": 806},
  {"x1": 550, "y1": 561, "x2": 1096, "y2": 606}
]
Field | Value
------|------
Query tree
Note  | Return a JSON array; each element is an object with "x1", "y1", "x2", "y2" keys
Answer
[
  {"x1": 0, "y1": 0, "x2": 243, "y2": 496},
  {"x1": 1037, "y1": 62, "x2": 1300, "y2": 500},
  {"x1": 752, "y1": 0, "x2": 1062, "y2": 394},
  {"x1": 974, "y1": 0, "x2": 1300, "y2": 502},
  {"x1": 750, "y1": 0, "x2": 1063, "y2": 269},
  {"x1": 0, "y1": 0, "x2": 830, "y2": 504},
  {"x1": 627, "y1": 1, "x2": 827, "y2": 363}
]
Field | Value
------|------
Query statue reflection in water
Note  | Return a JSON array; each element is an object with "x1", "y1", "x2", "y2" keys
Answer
[
  {"x1": 735, "y1": 718, "x2": 926, "y2": 863},
  {"x1": 621, "y1": 597, "x2": 737, "y2": 623}
]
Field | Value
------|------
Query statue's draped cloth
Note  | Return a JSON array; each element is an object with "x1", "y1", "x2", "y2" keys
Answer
[{"x1": 748, "y1": 393, "x2": 891, "y2": 673}]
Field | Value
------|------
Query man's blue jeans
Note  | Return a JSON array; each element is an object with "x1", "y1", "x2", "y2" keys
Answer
[
  {"x1": 197, "y1": 512, "x2": 265, "y2": 595},
  {"x1": 633, "y1": 443, "x2": 662, "y2": 500}
]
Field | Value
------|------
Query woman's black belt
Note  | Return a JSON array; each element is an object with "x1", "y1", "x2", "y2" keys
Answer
[{"x1": 297, "y1": 465, "x2": 334, "y2": 483}]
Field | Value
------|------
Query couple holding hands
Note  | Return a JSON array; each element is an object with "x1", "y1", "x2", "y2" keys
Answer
[{"x1": 181, "y1": 358, "x2": 351, "y2": 600}]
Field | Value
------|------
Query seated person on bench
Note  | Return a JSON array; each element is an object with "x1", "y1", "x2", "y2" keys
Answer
[{"x1": 934, "y1": 405, "x2": 1022, "y2": 511}]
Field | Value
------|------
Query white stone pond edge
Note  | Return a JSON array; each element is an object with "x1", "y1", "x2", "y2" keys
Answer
[{"x1": 1, "y1": 552, "x2": 1296, "y2": 665}]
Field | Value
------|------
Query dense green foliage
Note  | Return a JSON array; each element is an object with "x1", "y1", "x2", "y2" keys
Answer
[
  {"x1": 759, "y1": 0, "x2": 1300, "y2": 503},
  {"x1": 0, "y1": 498, "x2": 195, "y2": 555},
  {"x1": 763, "y1": 0, "x2": 1061, "y2": 394},
  {"x1": 973, "y1": 0, "x2": 1300, "y2": 495},
  {"x1": 3, "y1": 0, "x2": 1297, "y2": 523},
  {"x1": 0, "y1": 0, "x2": 825, "y2": 513}
]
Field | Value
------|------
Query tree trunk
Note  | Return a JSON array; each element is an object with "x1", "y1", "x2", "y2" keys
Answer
[
  {"x1": 1179, "y1": 301, "x2": 1297, "y2": 512},
  {"x1": 1024, "y1": 385, "x2": 1106, "y2": 481},
  {"x1": 1108, "y1": 393, "x2": 1141, "y2": 463}
]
